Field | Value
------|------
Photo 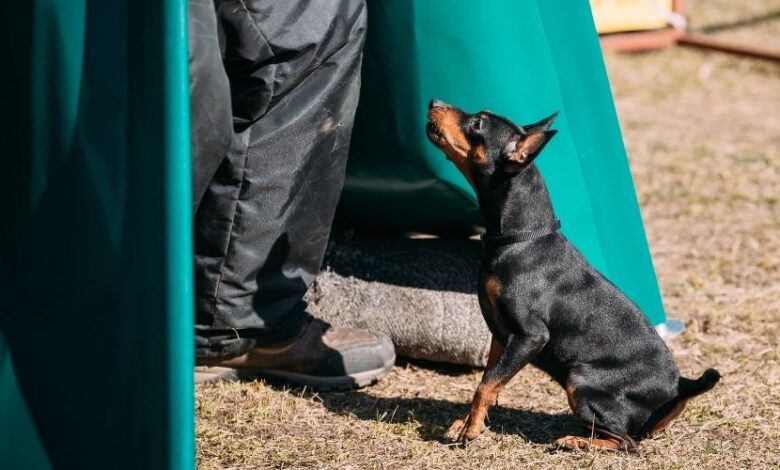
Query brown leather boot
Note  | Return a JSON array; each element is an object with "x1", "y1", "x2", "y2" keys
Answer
[{"x1": 195, "y1": 318, "x2": 395, "y2": 391}]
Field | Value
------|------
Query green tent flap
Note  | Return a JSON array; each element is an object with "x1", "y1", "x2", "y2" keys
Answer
[
  {"x1": 0, "y1": 0, "x2": 193, "y2": 468},
  {"x1": 341, "y1": 0, "x2": 667, "y2": 325},
  {"x1": 0, "y1": 334, "x2": 53, "y2": 470}
]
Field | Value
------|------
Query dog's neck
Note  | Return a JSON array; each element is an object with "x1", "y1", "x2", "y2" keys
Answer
[{"x1": 476, "y1": 164, "x2": 556, "y2": 235}]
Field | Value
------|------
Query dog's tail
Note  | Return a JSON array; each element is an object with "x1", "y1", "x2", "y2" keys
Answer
[
  {"x1": 678, "y1": 368, "x2": 721, "y2": 399},
  {"x1": 639, "y1": 368, "x2": 720, "y2": 438}
]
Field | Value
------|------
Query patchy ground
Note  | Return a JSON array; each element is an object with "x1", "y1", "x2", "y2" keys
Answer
[{"x1": 197, "y1": 1, "x2": 780, "y2": 468}]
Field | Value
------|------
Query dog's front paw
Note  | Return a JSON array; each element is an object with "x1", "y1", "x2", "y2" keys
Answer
[
  {"x1": 445, "y1": 416, "x2": 486, "y2": 444},
  {"x1": 445, "y1": 418, "x2": 467, "y2": 441}
]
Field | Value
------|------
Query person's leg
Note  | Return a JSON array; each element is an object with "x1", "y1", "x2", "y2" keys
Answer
[
  {"x1": 192, "y1": 0, "x2": 394, "y2": 388},
  {"x1": 188, "y1": 0, "x2": 233, "y2": 212}
]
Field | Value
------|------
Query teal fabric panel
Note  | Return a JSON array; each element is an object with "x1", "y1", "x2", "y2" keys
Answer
[
  {"x1": 340, "y1": 0, "x2": 666, "y2": 324},
  {"x1": 0, "y1": 334, "x2": 53, "y2": 470},
  {"x1": 0, "y1": 0, "x2": 194, "y2": 468}
]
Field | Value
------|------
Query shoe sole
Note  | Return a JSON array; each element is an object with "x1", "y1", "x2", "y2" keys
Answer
[
  {"x1": 195, "y1": 366, "x2": 240, "y2": 384},
  {"x1": 257, "y1": 353, "x2": 396, "y2": 391},
  {"x1": 195, "y1": 353, "x2": 396, "y2": 392}
]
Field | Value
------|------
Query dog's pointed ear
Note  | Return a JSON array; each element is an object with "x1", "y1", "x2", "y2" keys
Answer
[
  {"x1": 522, "y1": 111, "x2": 559, "y2": 134},
  {"x1": 503, "y1": 130, "x2": 557, "y2": 171}
]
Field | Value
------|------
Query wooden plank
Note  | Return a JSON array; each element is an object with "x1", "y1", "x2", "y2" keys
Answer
[
  {"x1": 678, "y1": 34, "x2": 780, "y2": 63},
  {"x1": 600, "y1": 27, "x2": 682, "y2": 52}
]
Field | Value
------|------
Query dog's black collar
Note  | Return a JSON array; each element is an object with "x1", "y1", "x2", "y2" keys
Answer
[{"x1": 481, "y1": 219, "x2": 561, "y2": 248}]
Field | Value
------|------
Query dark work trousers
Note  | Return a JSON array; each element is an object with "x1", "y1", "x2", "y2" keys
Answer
[{"x1": 188, "y1": 0, "x2": 367, "y2": 358}]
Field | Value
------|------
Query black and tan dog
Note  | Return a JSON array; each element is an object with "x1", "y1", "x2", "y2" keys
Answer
[{"x1": 426, "y1": 99, "x2": 720, "y2": 451}]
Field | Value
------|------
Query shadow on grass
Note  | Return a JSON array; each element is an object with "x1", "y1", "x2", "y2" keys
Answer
[
  {"x1": 314, "y1": 392, "x2": 584, "y2": 445},
  {"x1": 394, "y1": 357, "x2": 480, "y2": 377},
  {"x1": 261, "y1": 369, "x2": 584, "y2": 446}
]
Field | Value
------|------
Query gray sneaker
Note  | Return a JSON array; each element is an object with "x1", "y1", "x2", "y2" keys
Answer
[{"x1": 195, "y1": 318, "x2": 395, "y2": 391}]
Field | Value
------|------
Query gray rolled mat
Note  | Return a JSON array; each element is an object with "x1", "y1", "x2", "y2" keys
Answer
[{"x1": 305, "y1": 234, "x2": 491, "y2": 367}]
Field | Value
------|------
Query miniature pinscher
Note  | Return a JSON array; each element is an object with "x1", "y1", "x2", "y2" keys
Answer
[{"x1": 426, "y1": 99, "x2": 720, "y2": 451}]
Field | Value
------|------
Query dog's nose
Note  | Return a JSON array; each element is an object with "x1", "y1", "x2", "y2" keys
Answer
[{"x1": 429, "y1": 99, "x2": 448, "y2": 110}]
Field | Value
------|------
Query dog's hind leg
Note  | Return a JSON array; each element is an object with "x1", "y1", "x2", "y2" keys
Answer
[
  {"x1": 649, "y1": 399, "x2": 688, "y2": 435},
  {"x1": 557, "y1": 378, "x2": 638, "y2": 452},
  {"x1": 640, "y1": 398, "x2": 689, "y2": 437},
  {"x1": 554, "y1": 415, "x2": 637, "y2": 451},
  {"x1": 640, "y1": 369, "x2": 719, "y2": 437},
  {"x1": 446, "y1": 329, "x2": 548, "y2": 444},
  {"x1": 553, "y1": 434, "x2": 631, "y2": 451}
]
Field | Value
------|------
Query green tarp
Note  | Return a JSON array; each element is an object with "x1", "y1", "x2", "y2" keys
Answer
[
  {"x1": 341, "y1": 0, "x2": 667, "y2": 325},
  {"x1": 0, "y1": 0, "x2": 193, "y2": 468}
]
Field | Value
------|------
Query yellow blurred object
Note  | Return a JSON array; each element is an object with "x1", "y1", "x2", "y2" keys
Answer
[{"x1": 591, "y1": 0, "x2": 673, "y2": 33}]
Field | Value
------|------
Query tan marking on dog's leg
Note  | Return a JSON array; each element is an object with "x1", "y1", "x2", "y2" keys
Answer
[
  {"x1": 447, "y1": 377, "x2": 505, "y2": 444},
  {"x1": 554, "y1": 435, "x2": 624, "y2": 451},
  {"x1": 650, "y1": 399, "x2": 688, "y2": 435},
  {"x1": 462, "y1": 379, "x2": 503, "y2": 441},
  {"x1": 485, "y1": 337, "x2": 505, "y2": 406},
  {"x1": 565, "y1": 380, "x2": 577, "y2": 413},
  {"x1": 447, "y1": 278, "x2": 508, "y2": 443},
  {"x1": 486, "y1": 336, "x2": 504, "y2": 370}
]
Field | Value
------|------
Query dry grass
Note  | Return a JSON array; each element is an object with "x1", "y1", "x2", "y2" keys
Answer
[{"x1": 197, "y1": 2, "x2": 780, "y2": 468}]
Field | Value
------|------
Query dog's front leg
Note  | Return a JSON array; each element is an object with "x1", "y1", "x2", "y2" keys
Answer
[
  {"x1": 486, "y1": 335, "x2": 505, "y2": 369},
  {"x1": 485, "y1": 336, "x2": 505, "y2": 407},
  {"x1": 447, "y1": 330, "x2": 548, "y2": 444}
]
